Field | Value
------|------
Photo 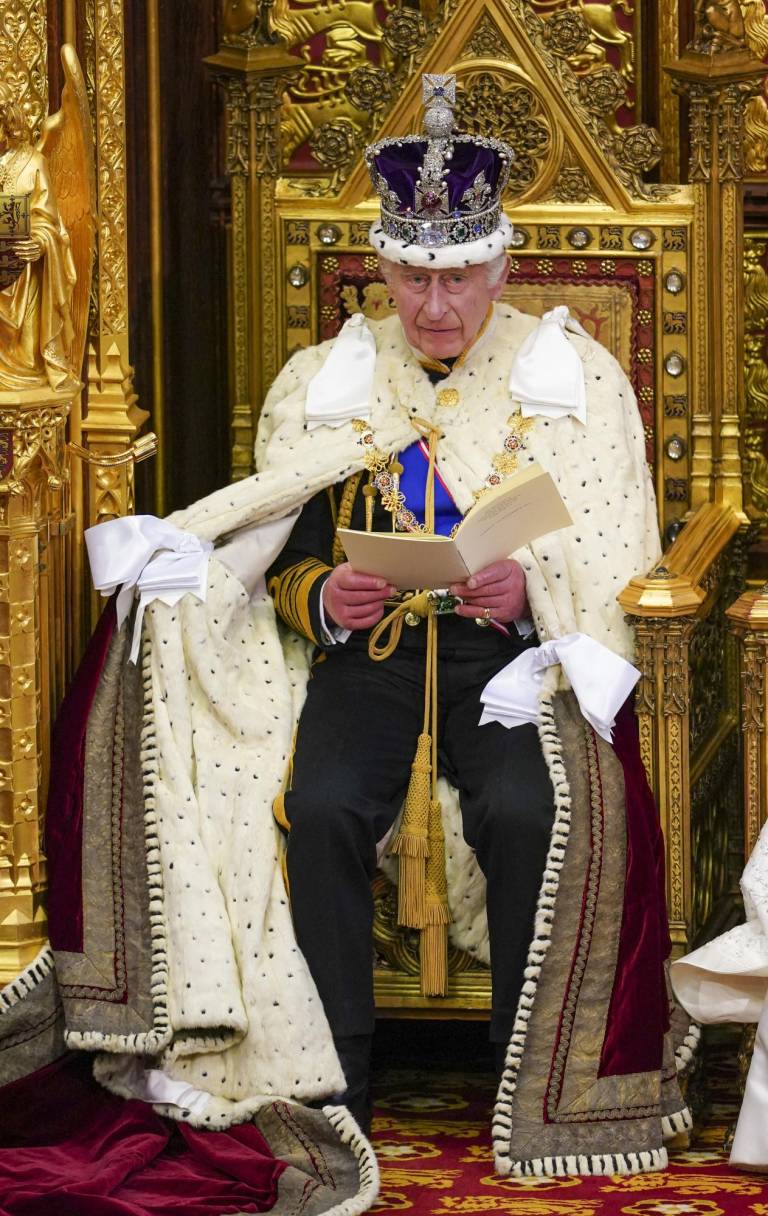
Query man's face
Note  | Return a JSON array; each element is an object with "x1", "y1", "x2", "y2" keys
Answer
[{"x1": 382, "y1": 259, "x2": 507, "y2": 361}]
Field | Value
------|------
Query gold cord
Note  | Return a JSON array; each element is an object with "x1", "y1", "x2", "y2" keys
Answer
[
  {"x1": 366, "y1": 416, "x2": 450, "y2": 995},
  {"x1": 367, "y1": 590, "x2": 432, "y2": 662}
]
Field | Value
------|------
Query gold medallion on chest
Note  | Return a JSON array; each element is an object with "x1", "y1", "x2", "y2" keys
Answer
[{"x1": 436, "y1": 387, "x2": 460, "y2": 409}]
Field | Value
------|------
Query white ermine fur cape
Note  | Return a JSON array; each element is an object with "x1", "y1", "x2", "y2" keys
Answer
[{"x1": 87, "y1": 305, "x2": 660, "y2": 1179}]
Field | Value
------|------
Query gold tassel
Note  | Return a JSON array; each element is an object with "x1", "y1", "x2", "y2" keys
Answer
[
  {"x1": 332, "y1": 471, "x2": 363, "y2": 566},
  {"x1": 420, "y1": 922, "x2": 449, "y2": 997},
  {"x1": 367, "y1": 420, "x2": 453, "y2": 991},
  {"x1": 391, "y1": 732, "x2": 432, "y2": 927},
  {"x1": 420, "y1": 796, "x2": 450, "y2": 996}
]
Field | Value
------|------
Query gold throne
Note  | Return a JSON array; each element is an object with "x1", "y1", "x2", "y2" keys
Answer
[{"x1": 207, "y1": 0, "x2": 760, "y2": 1016}]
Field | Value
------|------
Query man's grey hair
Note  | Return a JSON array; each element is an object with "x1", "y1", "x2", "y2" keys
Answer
[
  {"x1": 378, "y1": 253, "x2": 509, "y2": 286},
  {"x1": 484, "y1": 253, "x2": 509, "y2": 288}
]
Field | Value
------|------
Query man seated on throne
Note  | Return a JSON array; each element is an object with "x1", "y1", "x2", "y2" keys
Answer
[
  {"x1": 65, "y1": 72, "x2": 691, "y2": 1182},
  {"x1": 247, "y1": 72, "x2": 686, "y2": 1160}
]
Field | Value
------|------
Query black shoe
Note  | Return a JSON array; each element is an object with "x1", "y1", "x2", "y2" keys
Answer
[{"x1": 333, "y1": 1034, "x2": 372, "y2": 1136}]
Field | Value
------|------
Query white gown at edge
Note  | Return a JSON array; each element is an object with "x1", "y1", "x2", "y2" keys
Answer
[{"x1": 671, "y1": 818, "x2": 768, "y2": 1166}]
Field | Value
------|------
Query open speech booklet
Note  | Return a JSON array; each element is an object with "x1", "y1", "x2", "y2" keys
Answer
[{"x1": 337, "y1": 461, "x2": 573, "y2": 590}]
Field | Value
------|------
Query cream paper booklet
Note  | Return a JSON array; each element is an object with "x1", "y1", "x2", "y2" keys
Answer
[{"x1": 337, "y1": 461, "x2": 572, "y2": 590}]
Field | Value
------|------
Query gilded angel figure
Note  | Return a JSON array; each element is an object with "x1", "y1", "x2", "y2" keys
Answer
[{"x1": 0, "y1": 47, "x2": 94, "y2": 395}]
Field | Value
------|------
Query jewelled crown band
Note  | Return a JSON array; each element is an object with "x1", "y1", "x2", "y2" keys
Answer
[{"x1": 365, "y1": 73, "x2": 515, "y2": 265}]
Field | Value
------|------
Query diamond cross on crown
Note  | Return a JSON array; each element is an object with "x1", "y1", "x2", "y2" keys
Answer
[
  {"x1": 364, "y1": 68, "x2": 513, "y2": 254},
  {"x1": 422, "y1": 73, "x2": 456, "y2": 108}
]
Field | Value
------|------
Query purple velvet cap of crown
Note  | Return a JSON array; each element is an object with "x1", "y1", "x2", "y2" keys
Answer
[{"x1": 373, "y1": 139, "x2": 504, "y2": 215}]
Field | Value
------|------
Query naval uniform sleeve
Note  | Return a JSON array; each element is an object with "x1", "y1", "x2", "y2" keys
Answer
[{"x1": 266, "y1": 485, "x2": 338, "y2": 645}]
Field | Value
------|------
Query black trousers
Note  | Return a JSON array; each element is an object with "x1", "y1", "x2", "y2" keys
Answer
[{"x1": 283, "y1": 624, "x2": 556, "y2": 1043}]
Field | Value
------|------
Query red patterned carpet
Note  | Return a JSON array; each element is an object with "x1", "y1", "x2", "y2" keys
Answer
[{"x1": 369, "y1": 1026, "x2": 768, "y2": 1216}]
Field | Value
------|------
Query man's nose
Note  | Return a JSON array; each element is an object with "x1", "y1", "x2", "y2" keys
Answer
[{"x1": 421, "y1": 279, "x2": 448, "y2": 320}]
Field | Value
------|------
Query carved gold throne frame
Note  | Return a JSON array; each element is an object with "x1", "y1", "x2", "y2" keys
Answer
[{"x1": 208, "y1": 0, "x2": 763, "y2": 1015}]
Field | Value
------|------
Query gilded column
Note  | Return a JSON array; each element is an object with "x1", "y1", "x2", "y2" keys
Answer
[
  {"x1": 658, "y1": 0, "x2": 680, "y2": 181},
  {"x1": 80, "y1": 1, "x2": 151, "y2": 630},
  {"x1": 0, "y1": 1, "x2": 56, "y2": 981},
  {"x1": 620, "y1": 593, "x2": 698, "y2": 953},
  {"x1": 206, "y1": 3, "x2": 300, "y2": 481},
  {"x1": 667, "y1": 18, "x2": 765, "y2": 519},
  {"x1": 619, "y1": 501, "x2": 740, "y2": 953},
  {"x1": 0, "y1": 390, "x2": 72, "y2": 982},
  {"x1": 727, "y1": 589, "x2": 768, "y2": 861},
  {"x1": 146, "y1": 0, "x2": 166, "y2": 516}
]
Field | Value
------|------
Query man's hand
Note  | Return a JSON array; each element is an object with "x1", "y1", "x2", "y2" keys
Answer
[
  {"x1": 13, "y1": 236, "x2": 43, "y2": 264},
  {"x1": 324, "y1": 562, "x2": 395, "y2": 631},
  {"x1": 449, "y1": 558, "x2": 528, "y2": 624}
]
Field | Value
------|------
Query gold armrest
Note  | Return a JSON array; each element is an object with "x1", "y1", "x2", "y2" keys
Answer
[
  {"x1": 618, "y1": 502, "x2": 741, "y2": 618},
  {"x1": 69, "y1": 432, "x2": 158, "y2": 467}
]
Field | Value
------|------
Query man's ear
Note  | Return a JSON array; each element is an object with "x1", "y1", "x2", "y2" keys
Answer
[{"x1": 378, "y1": 255, "x2": 393, "y2": 283}]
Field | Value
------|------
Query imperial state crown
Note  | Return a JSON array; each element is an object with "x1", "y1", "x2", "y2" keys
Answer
[{"x1": 365, "y1": 73, "x2": 514, "y2": 268}]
